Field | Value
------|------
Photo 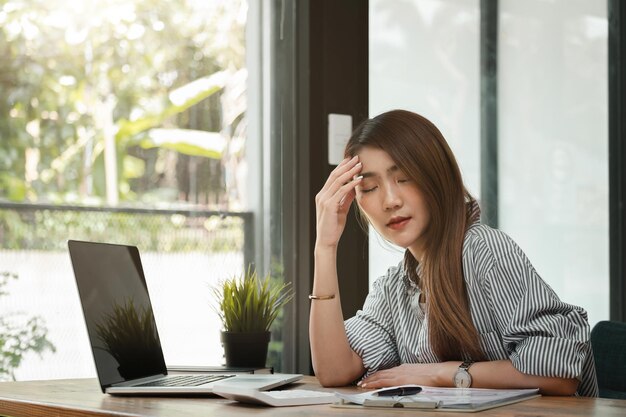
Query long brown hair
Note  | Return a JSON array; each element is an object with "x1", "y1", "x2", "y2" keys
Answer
[{"x1": 345, "y1": 109, "x2": 484, "y2": 361}]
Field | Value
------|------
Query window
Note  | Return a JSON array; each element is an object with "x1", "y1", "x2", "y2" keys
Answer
[
  {"x1": 368, "y1": 0, "x2": 609, "y2": 327},
  {"x1": 499, "y1": 0, "x2": 608, "y2": 325},
  {"x1": 0, "y1": 0, "x2": 288, "y2": 381}
]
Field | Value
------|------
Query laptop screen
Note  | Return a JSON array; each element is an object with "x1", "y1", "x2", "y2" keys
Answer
[{"x1": 68, "y1": 240, "x2": 167, "y2": 389}]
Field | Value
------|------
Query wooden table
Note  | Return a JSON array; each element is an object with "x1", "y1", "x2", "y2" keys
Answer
[{"x1": 1, "y1": 376, "x2": 625, "y2": 417}]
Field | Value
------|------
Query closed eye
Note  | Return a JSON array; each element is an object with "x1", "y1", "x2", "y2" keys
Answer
[
  {"x1": 361, "y1": 186, "x2": 378, "y2": 193},
  {"x1": 398, "y1": 178, "x2": 411, "y2": 184}
]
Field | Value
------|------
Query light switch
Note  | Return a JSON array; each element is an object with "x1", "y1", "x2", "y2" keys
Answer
[{"x1": 328, "y1": 113, "x2": 353, "y2": 165}]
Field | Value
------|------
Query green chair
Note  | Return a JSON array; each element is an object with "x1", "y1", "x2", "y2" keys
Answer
[{"x1": 590, "y1": 320, "x2": 626, "y2": 399}]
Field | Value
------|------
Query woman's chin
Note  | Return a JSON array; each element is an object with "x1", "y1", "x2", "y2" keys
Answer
[{"x1": 383, "y1": 237, "x2": 411, "y2": 249}]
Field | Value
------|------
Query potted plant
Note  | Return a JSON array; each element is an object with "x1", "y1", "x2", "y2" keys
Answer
[{"x1": 212, "y1": 267, "x2": 294, "y2": 368}]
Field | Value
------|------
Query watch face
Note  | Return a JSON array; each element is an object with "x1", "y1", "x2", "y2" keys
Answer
[{"x1": 454, "y1": 369, "x2": 472, "y2": 388}]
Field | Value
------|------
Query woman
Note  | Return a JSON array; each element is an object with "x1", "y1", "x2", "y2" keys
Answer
[{"x1": 309, "y1": 109, "x2": 598, "y2": 396}]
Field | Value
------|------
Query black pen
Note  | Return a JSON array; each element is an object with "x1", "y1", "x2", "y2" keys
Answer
[{"x1": 375, "y1": 386, "x2": 422, "y2": 397}]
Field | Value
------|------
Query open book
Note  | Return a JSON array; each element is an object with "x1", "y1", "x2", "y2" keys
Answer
[{"x1": 334, "y1": 385, "x2": 540, "y2": 412}]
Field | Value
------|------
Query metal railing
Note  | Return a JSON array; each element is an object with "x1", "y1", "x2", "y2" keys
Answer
[{"x1": 0, "y1": 202, "x2": 255, "y2": 269}]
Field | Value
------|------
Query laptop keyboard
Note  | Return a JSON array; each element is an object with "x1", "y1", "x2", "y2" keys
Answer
[{"x1": 136, "y1": 374, "x2": 233, "y2": 387}]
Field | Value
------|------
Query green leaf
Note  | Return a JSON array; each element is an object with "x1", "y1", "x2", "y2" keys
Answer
[
  {"x1": 211, "y1": 266, "x2": 294, "y2": 332},
  {"x1": 0, "y1": 175, "x2": 27, "y2": 201},
  {"x1": 123, "y1": 155, "x2": 146, "y2": 179},
  {"x1": 139, "y1": 128, "x2": 225, "y2": 159},
  {"x1": 116, "y1": 115, "x2": 163, "y2": 143},
  {"x1": 168, "y1": 71, "x2": 227, "y2": 110},
  {"x1": 115, "y1": 71, "x2": 227, "y2": 143}
]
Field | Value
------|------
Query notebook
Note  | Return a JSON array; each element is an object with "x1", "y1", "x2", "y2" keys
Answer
[{"x1": 67, "y1": 240, "x2": 301, "y2": 395}]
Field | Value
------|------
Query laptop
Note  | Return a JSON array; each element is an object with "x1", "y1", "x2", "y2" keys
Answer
[{"x1": 67, "y1": 239, "x2": 301, "y2": 395}]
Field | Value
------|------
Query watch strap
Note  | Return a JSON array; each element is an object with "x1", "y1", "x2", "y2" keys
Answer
[{"x1": 459, "y1": 360, "x2": 474, "y2": 371}]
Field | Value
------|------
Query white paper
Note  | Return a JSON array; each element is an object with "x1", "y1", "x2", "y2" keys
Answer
[{"x1": 335, "y1": 385, "x2": 540, "y2": 409}]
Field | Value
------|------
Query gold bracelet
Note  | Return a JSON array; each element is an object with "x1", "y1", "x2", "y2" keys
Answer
[{"x1": 308, "y1": 294, "x2": 336, "y2": 300}]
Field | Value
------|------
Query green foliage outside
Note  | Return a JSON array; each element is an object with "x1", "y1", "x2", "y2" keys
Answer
[
  {"x1": 0, "y1": 0, "x2": 249, "y2": 252},
  {"x1": 0, "y1": 0, "x2": 292, "y2": 375},
  {"x1": 0, "y1": 208, "x2": 244, "y2": 252},
  {"x1": 0, "y1": 0, "x2": 247, "y2": 209},
  {"x1": 0, "y1": 272, "x2": 55, "y2": 381}
]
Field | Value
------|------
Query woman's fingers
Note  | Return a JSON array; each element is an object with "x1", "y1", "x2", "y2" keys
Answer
[
  {"x1": 322, "y1": 174, "x2": 362, "y2": 210},
  {"x1": 360, "y1": 377, "x2": 397, "y2": 389},
  {"x1": 336, "y1": 177, "x2": 362, "y2": 210},
  {"x1": 318, "y1": 156, "x2": 360, "y2": 198},
  {"x1": 319, "y1": 161, "x2": 362, "y2": 206},
  {"x1": 322, "y1": 156, "x2": 356, "y2": 188},
  {"x1": 359, "y1": 371, "x2": 398, "y2": 388},
  {"x1": 315, "y1": 165, "x2": 362, "y2": 246},
  {"x1": 316, "y1": 157, "x2": 352, "y2": 205},
  {"x1": 315, "y1": 156, "x2": 362, "y2": 245}
]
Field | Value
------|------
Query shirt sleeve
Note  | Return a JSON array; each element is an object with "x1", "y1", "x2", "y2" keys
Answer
[
  {"x1": 479, "y1": 231, "x2": 592, "y2": 380},
  {"x1": 344, "y1": 268, "x2": 401, "y2": 374}
]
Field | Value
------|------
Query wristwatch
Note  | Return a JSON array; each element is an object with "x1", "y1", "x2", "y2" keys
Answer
[{"x1": 453, "y1": 360, "x2": 474, "y2": 388}]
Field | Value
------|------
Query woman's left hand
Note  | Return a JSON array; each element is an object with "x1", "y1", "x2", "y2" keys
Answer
[{"x1": 358, "y1": 362, "x2": 457, "y2": 389}]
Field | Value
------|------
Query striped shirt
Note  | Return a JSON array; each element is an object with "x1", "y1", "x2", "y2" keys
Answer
[{"x1": 344, "y1": 222, "x2": 598, "y2": 397}]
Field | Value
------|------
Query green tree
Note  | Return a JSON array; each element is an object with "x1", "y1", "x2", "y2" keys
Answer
[{"x1": 0, "y1": 0, "x2": 247, "y2": 209}]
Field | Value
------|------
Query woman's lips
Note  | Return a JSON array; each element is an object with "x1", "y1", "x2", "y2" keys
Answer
[{"x1": 387, "y1": 217, "x2": 411, "y2": 230}]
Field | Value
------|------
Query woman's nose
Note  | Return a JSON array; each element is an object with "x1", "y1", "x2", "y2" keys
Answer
[{"x1": 383, "y1": 185, "x2": 402, "y2": 211}]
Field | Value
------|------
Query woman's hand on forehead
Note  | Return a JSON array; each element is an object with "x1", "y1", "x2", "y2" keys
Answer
[{"x1": 314, "y1": 156, "x2": 363, "y2": 248}]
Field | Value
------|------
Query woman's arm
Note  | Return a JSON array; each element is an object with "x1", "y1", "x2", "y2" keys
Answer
[
  {"x1": 309, "y1": 156, "x2": 365, "y2": 386},
  {"x1": 358, "y1": 360, "x2": 578, "y2": 395},
  {"x1": 310, "y1": 247, "x2": 365, "y2": 386}
]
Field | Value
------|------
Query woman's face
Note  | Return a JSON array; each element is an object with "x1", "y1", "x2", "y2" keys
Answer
[{"x1": 354, "y1": 146, "x2": 431, "y2": 259}]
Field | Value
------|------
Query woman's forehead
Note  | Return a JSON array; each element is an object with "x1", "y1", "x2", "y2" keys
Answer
[
  {"x1": 356, "y1": 146, "x2": 392, "y2": 162},
  {"x1": 357, "y1": 147, "x2": 399, "y2": 174}
]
